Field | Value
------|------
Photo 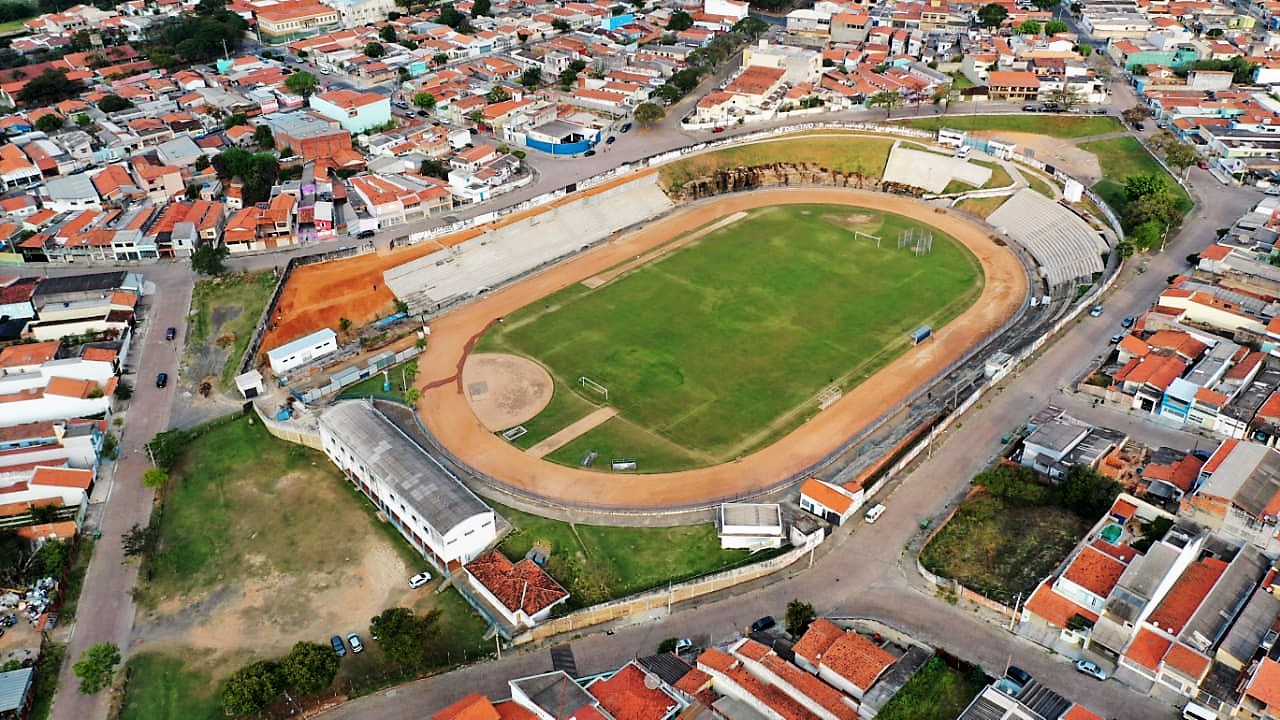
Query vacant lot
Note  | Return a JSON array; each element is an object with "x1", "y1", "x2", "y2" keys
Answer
[
  {"x1": 126, "y1": 418, "x2": 488, "y2": 719},
  {"x1": 658, "y1": 133, "x2": 894, "y2": 190},
  {"x1": 480, "y1": 205, "x2": 980, "y2": 467},
  {"x1": 120, "y1": 652, "x2": 223, "y2": 720},
  {"x1": 876, "y1": 656, "x2": 986, "y2": 720},
  {"x1": 897, "y1": 114, "x2": 1121, "y2": 138},
  {"x1": 1079, "y1": 136, "x2": 1192, "y2": 219},
  {"x1": 494, "y1": 502, "x2": 765, "y2": 606},
  {"x1": 185, "y1": 272, "x2": 277, "y2": 392}
]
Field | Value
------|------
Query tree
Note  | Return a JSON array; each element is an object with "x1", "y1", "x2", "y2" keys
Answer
[
  {"x1": 472, "y1": 0, "x2": 490, "y2": 15},
  {"x1": 142, "y1": 467, "x2": 168, "y2": 489},
  {"x1": 732, "y1": 16, "x2": 769, "y2": 37},
  {"x1": 1030, "y1": 0, "x2": 1061, "y2": 8},
  {"x1": 519, "y1": 66, "x2": 541, "y2": 89},
  {"x1": 121, "y1": 522, "x2": 154, "y2": 557},
  {"x1": 253, "y1": 124, "x2": 274, "y2": 149},
  {"x1": 486, "y1": 85, "x2": 510, "y2": 103},
  {"x1": 339, "y1": 317, "x2": 352, "y2": 336},
  {"x1": 280, "y1": 641, "x2": 340, "y2": 695},
  {"x1": 634, "y1": 101, "x2": 665, "y2": 126},
  {"x1": 1078, "y1": 44, "x2": 1093, "y2": 57},
  {"x1": 1044, "y1": 19, "x2": 1069, "y2": 34},
  {"x1": 35, "y1": 113, "x2": 63, "y2": 132},
  {"x1": 284, "y1": 70, "x2": 318, "y2": 98},
  {"x1": 420, "y1": 158, "x2": 447, "y2": 178},
  {"x1": 73, "y1": 643, "x2": 120, "y2": 694},
  {"x1": 867, "y1": 90, "x2": 904, "y2": 118},
  {"x1": 369, "y1": 607, "x2": 440, "y2": 668},
  {"x1": 784, "y1": 599, "x2": 816, "y2": 637},
  {"x1": 379, "y1": 24, "x2": 397, "y2": 42},
  {"x1": 1165, "y1": 141, "x2": 1198, "y2": 178},
  {"x1": 1123, "y1": 172, "x2": 1168, "y2": 202},
  {"x1": 74, "y1": 112, "x2": 90, "y2": 127},
  {"x1": 18, "y1": 68, "x2": 81, "y2": 105},
  {"x1": 364, "y1": 41, "x2": 385, "y2": 58},
  {"x1": 433, "y1": 52, "x2": 449, "y2": 66},
  {"x1": 223, "y1": 113, "x2": 248, "y2": 129},
  {"x1": 558, "y1": 67, "x2": 581, "y2": 91},
  {"x1": 221, "y1": 660, "x2": 283, "y2": 716},
  {"x1": 191, "y1": 243, "x2": 230, "y2": 276},
  {"x1": 667, "y1": 10, "x2": 693, "y2": 30},
  {"x1": 977, "y1": 3, "x2": 1008, "y2": 28},
  {"x1": 1056, "y1": 465, "x2": 1122, "y2": 519},
  {"x1": 1016, "y1": 19, "x2": 1042, "y2": 34},
  {"x1": 413, "y1": 91, "x2": 436, "y2": 110},
  {"x1": 1121, "y1": 104, "x2": 1149, "y2": 126},
  {"x1": 146, "y1": 428, "x2": 190, "y2": 470},
  {"x1": 551, "y1": 18, "x2": 571, "y2": 32},
  {"x1": 1046, "y1": 86, "x2": 1083, "y2": 111},
  {"x1": 194, "y1": 154, "x2": 211, "y2": 171}
]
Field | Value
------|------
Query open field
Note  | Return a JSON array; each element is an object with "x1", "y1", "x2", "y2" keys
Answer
[
  {"x1": 876, "y1": 656, "x2": 986, "y2": 720},
  {"x1": 657, "y1": 133, "x2": 894, "y2": 190},
  {"x1": 185, "y1": 272, "x2": 277, "y2": 392},
  {"x1": 480, "y1": 204, "x2": 981, "y2": 467},
  {"x1": 920, "y1": 493, "x2": 1091, "y2": 606},
  {"x1": 897, "y1": 115, "x2": 1121, "y2": 138},
  {"x1": 955, "y1": 196, "x2": 1008, "y2": 218},
  {"x1": 120, "y1": 652, "x2": 223, "y2": 720},
  {"x1": 1078, "y1": 137, "x2": 1192, "y2": 218},
  {"x1": 493, "y1": 502, "x2": 762, "y2": 606},
  {"x1": 338, "y1": 359, "x2": 418, "y2": 401},
  {"x1": 417, "y1": 188, "x2": 1025, "y2": 509}
]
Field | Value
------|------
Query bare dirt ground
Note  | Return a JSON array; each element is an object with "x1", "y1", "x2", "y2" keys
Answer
[
  {"x1": 414, "y1": 188, "x2": 1027, "y2": 510},
  {"x1": 972, "y1": 131, "x2": 1103, "y2": 182},
  {"x1": 526, "y1": 407, "x2": 618, "y2": 459},
  {"x1": 461, "y1": 353, "x2": 554, "y2": 431}
]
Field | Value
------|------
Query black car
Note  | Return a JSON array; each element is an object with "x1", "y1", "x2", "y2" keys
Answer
[
  {"x1": 356, "y1": 229, "x2": 375, "y2": 239},
  {"x1": 750, "y1": 616, "x2": 776, "y2": 633},
  {"x1": 1022, "y1": 103, "x2": 1039, "y2": 112},
  {"x1": 1006, "y1": 666, "x2": 1033, "y2": 687},
  {"x1": 165, "y1": 326, "x2": 176, "y2": 341},
  {"x1": 619, "y1": 122, "x2": 632, "y2": 133},
  {"x1": 1134, "y1": 121, "x2": 1146, "y2": 131},
  {"x1": 606, "y1": 136, "x2": 616, "y2": 144},
  {"x1": 584, "y1": 149, "x2": 596, "y2": 157},
  {"x1": 155, "y1": 372, "x2": 168, "y2": 389}
]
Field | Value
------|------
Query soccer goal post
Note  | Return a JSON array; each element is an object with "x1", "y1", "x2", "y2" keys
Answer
[
  {"x1": 579, "y1": 376, "x2": 609, "y2": 401},
  {"x1": 854, "y1": 231, "x2": 882, "y2": 248}
]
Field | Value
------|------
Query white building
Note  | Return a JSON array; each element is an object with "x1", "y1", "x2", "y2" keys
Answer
[
  {"x1": 266, "y1": 327, "x2": 338, "y2": 375},
  {"x1": 319, "y1": 0, "x2": 396, "y2": 27},
  {"x1": 718, "y1": 503, "x2": 784, "y2": 550},
  {"x1": 742, "y1": 39, "x2": 822, "y2": 84},
  {"x1": 318, "y1": 400, "x2": 498, "y2": 570},
  {"x1": 463, "y1": 550, "x2": 569, "y2": 631}
]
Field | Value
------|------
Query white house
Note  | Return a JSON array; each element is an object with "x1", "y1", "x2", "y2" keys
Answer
[
  {"x1": 718, "y1": 503, "x2": 784, "y2": 550},
  {"x1": 799, "y1": 477, "x2": 864, "y2": 525},
  {"x1": 463, "y1": 550, "x2": 569, "y2": 631},
  {"x1": 318, "y1": 400, "x2": 497, "y2": 570},
  {"x1": 309, "y1": 89, "x2": 392, "y2": 134},
  {"x1": 267, "y1": 327, "x2": 338, "y2": 375}
]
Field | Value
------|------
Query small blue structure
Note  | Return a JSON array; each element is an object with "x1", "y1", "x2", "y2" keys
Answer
[{"x1": 911, "y1": 326, "x2": 932, "y2": 345}]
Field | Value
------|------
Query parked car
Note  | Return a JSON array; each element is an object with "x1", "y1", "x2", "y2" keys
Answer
[
  {"x1": 408, "y1": 571, "x2": 432, "y2": 589},
  {"x1": 1133, "y1": 121, "x2": 1146, "y2": 131},
  {"x1": 712, "y1": 126, "x2": 725, "y2": 133},
  {"x1": 606, "y1": 135, "x2": 616, "y2": 144},
  {"x1": 864, "y1": 503, "x2": 886, "y2": 523},
  {"x1": 1111, "y1": 333, "x2": 1125, "y2": 344},
  {"x1": 749, "y1": 616, "x2": 776, "y2": 633},
  {"x1": 347, "y1": 633, "x2": 364, "y2": 654},
  {"x1": 674, "y1": 638, "x2": 694, "y2": 654},
  {"x1": 619, "y1": 122, "x2": 632, "y2": 133},
  {"x1": 1121, "y1": 315, "x2": 1136, "y2": 328},
  {"x1": 1074, "y1": 659, "x2": 1108, "y2": 680},
  {"x1": 1087, "y1": 107, "x2": 1109, "y2": 115},
  {"x1": 356, "y1": 229, "x2": 375, "y2": 239},
  {"x1": 320, "y1": 68, "x2": 331, "y2": 75},
  {"x1": 584, "y1": 149, "x2": 596, "y2": 156},
  {"x1": 155, "y1": 372, "x2": 168, "y2": 389},
  {"x1": 1089, "y1": 305, "x2": 1104, "y2": 317},
  {"x1": 165, "y1": 326, "x2": 176, "y2": 341},
  {"x1": 1006, "y1": 666, "x2": 1033, "y2": 687},
  {"x1": 1198, "y1": 160, "x2": 1210, "y2": 170},
  {"x1": 1022, "y1": 103, "x2": 1039, "y2": 112},
  {"x1": 330, "y1": 635, "x2": 347, "y2": 657}
]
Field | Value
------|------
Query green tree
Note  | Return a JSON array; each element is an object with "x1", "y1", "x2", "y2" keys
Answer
[
  {"x1": 867, "y1": 90, "x2": 904, "y2": 117},
  {"x1": 74, "y1": 112, "x2": 90, "y2": 127},
  {"x1": 191, "y1": 243, "x2": 230, "y2": 276},
  {"x1": 1165, "y1": 141, "x2": 1198, "y2": 178},
  {"x1": 146, "y1": 428, "x2": 190, "y2": 470},
  {"x1": 473, "y1": 0, "x2": 490, "y2": 15},
  {"x1": 142, "y1": 467, "x2": 168, "y2": 489},
  {"x1": 519, "y1": 66, "x2": 541, "y2": 89},
  {"x1": 551, "y1": 18, "x2": 571, "y2": 31},
  {"x1": 1123, "y1": 172, "x2": 1168, "y2": 201},
  {"x1": 18, "y1": 68, "x2": 81, "y2": 105},
  {"x1": 284, "y1": 70, "x2": 318, "y2": 98},
  {"x1": 1055, "y1": 465, "x2": 1122, "y2": 519},
  {"x1": 486, "y1": 85, "x2": 510, "y2": 103},
  {"x1": 1031, "y1": 0, "x2": 1061, "y2": 8},
  {"x1": 1123, "y1": 190, "x2": 1182, "y2": 232},
  {"x1": 732, "y1": 16, "x2": 769, "y2": 37},
  {"x1": 1046, "y1": 86, "x2": 1083, "y2": 111},
  {"x1": 379, "y1": 24, "x2": 397, "y2": 42},
  {"x1": 420, "y1": 158, "x2": 447, "y2": 178},
  {"x1": 1044, "y1": 19, "x2": 1069, "y2": 34},
  {"x1": 1121, "y1": 104, "x2": 1149, "y2": 126},
  {"x1": 433, "y1": 52, "x2": 449, "y2": 66},
  {"x1": 35, "y1": 113, "x2": 62, "y2": 132},
  {"x1": 73, "y1": 643, "x2": 120, "y2": 694},
  {"x1": 280, "y1": 641, "x2": 339, "y2": 695},
  {"x1": 413, "y1": 91, "x2": 436, "y2": 110},
  {"x1": 633, "y1": 101, "x2": 665, "y2": 126},
  {"x1": 558, "y1": 67, "x2": 581, "y2": 90},
  {"x1": 1016, "y1": 19, "x2": 1042, "y2": 34},
  {"x1": 365, "y1": 41, "x2": 385, "y2": 58},
  {"x1": 369, "y1": 607, "x2": 440, "y2": 667},
  {"x1": 254, "y1": 124, "x2": 275, "y2": 149},
  {"x1": 977, "y1": 3, "x2": 1008, "y2": 28},
  {"x1": 223, "y1": 112, "x2": 248, "y2": 129},
  {"x1": 667, "y1": 10, "x2": 693, "y2": 30},
  {"x1": 221, "y1": 660, "x2": 282, "y2": 716},
  {"x1": 784, "y1": 599, "x2": 816, "y2": 637}
]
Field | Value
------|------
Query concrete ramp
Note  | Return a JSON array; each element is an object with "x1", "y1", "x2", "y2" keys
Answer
[{"x1": 883, "y1": 144, "x2": 992, "y2": 193}]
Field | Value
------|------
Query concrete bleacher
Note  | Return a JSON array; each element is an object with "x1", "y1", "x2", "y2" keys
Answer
[
  {"x1": 987, "y1": 188, "x2": 1108, "y2": 288},
  {"x1": 384, "y1": 175, "x2": 674, "y2": 312}
]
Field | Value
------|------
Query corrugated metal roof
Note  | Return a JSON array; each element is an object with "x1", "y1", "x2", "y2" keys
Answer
[{"x1": 0, "y1": 667, "x2": 34, "y2": 712}]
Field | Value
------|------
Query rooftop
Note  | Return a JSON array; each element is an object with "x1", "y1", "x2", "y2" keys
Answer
[{"x1": 465, "y1": 551, "x2": 568, "y2": 617}]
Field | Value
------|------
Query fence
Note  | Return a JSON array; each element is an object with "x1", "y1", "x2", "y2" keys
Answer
[{"x1": 289, "y1": 345, "x2": 422, "y2": 404}]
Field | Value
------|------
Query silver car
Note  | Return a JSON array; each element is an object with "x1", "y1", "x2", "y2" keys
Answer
[{"x1": 1074, "y1": 659, "x2": 1108, "y2": 680}]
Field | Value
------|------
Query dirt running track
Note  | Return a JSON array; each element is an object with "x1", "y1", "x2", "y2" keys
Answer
[{"x1": 416, "y1": 188, "x2": 1027, "y2": 510}]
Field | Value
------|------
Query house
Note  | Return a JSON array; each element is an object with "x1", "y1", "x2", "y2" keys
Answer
[
  {"x1": 263, "y1": 112, "x2": 356, "y2": 164},
  {"x1": 986, "y1": 71, "x2": 1041, "y2": 102},
  {"x1": 742, "y1": 40, "x2": 822, "y2": 84},
  {"x1": 717, "y1": 503, "x2": 784, "y2": 550},
  {"x1": 266, "y1": 327, "x2": 338, "y2": 375},
  {"x1": 255, "y1": 0, "x2": 342, "y2": 41},
  {"x1": 792, "y1": 619, "x2": 897, "y2": 700},
  {"x1": 799, "y1": 477, "x2": 863, "y2": 525},
  {"x1": 1180, "y1": 439, "x2": 1280, "y2": 551},
  {"x1": 0, "y1": 667, "x2": 34, "y2": 718},
  {"x1": 310, "y1": 89, "x2": 391, "y2": 134},
  {"x1": 463, "y1": 551, "x2": 569, "y2": 631},
  {"x1": 697, "y1": 639, "x2": 860, "y2": 720},
  {"x1": 318, "y1": 399, "x2": 497, "y2": 570},
  {"x1": 586, "y1": 661, "x2": 686, "y2": 720}
]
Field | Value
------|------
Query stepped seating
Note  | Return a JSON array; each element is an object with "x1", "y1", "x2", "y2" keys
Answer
[{"x1": 987, "y1": 189, "x2": 1108, "y2": 288}]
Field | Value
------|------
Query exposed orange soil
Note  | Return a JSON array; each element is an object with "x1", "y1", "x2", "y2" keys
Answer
[{"x1": 415, "y1": 188, "x2": 1027, "y2": 510}]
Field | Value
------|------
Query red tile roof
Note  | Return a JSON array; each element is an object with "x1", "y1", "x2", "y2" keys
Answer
[
  {"x1": 793, "y1": 618, "x2": 845, "y2": 667},
  {"x1": 465, "y1": 551, "x2": 568, "y2": 616},
  {"x1": 433, "y1": 694, "x2": 500, "y2": 720},
  {"x1": 0, "y1": 421, "x2": 57, "y2": 445},
  {"x1": 1063, "y1": 546, "x2": 1127, "y2": 598},
  {"x1": 1062, "y1": 705, "x2": 1104, "y2": 720},
  {"x1": 0, "y1": 340, "x2": 59, "y2": 368},
  {"x1": 1147, "y1": 557, "x2": 1228, "y2": 635},
  {"x1": 674, "y1": 668, "x2": 711, "y2": 695},
  {"x1": 588, "y1": 663, "x2": 680, "y2": 720},
  {"x1": 1025, "y1": 583, "x2": 1098, "y2": 628},
  {"x1": 1245, "y1": 658, "x2": 1280, "y2": 711},
  {"x1": 492, "y1": 700, "x2": 539, "y2": 720},
  {"x1": 1163, "y1": 643, "x2": 1210, "y2": 680},
  {"x1": 1124, "y1": 627, "x2": 1172, "y2": 672},
  {"x1": 31, "y1": 466, "x2": 92, "y2": 489},
  {"x1": 696, "y1": 648, "x2": 736, "y2": 674},
  {"x1": 800, "y1": 478, "x2": 853, "y2": 514},
  {"x1": 757, "y1": 653, "x2": 858, "y2": 720},
  {"x1": 820, "y1": 629, "x2": 896, "y2": 692}
]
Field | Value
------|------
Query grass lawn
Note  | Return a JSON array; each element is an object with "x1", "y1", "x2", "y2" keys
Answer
[
  {"x1": 950, "y1": 72, "x2": 974, "y2": 90},
  {"x1": 0, "y1": 17, "x2": 32, "y2": 35},
  {"x1": 658, "y1": 134, "x2": 894, "y2": 191},
  {"x1": 1025, "y1": 172, "x2": 1056, "y2": 199},
  {"x1": 185, "y1": 272, "x2": 277, "y2": 391},
  {"x1": 955, "y1": 196, "x2": 1008, "y2": 218},
  {"x1": 58, "y1": 536, "x2": 95, "y2": 623},
  {"x1": 338, "y1": 359, "x2": 418, "y2": 402},
  {"x1": 1079, "y1": 136, "x2": 1192, "y2": 221},
  {"x1": 920, "y1": 494, "x2": 1092, "y2": 606},
  {"x1": 27, "y1": 643, "x2": 64, "y2": 720},
  {"x1": 896, "y1": 114, "x2": 1121, "y2": 138},
  {"x1": 944, "y1": 161, "x2": 1012, "y2": 194},
  {"x1": 876, "y1": 656, "x2": 986, "y2": 720},
  {"x1": 120, "y1": 652, "x2": 222, "y2": 720},
  {"x1": 494, "y1": 501, "x2": 764, "y2": 606},
  {"x1": 544, "y1": 415, "x2": 706, "y2": 471},
  {"x1": 481, "y1": 205, "x2": 981, "y2": 468}
]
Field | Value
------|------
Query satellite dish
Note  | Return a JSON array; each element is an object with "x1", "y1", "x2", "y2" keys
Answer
[{"x1": 643, "y1": 672, "x2": 660, "y2": 690}]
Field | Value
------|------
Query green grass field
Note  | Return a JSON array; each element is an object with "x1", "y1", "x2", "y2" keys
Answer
[
  {"x1": 897, "y1": 114, "x2": 1121, "y2": 138},
  {"x1": 120, "y1": 653, "x2": 223, "y2": 720},
  {"x1": 1079, "y1": 136, "x2": 1193, "y2": 218},
  {"x1": 482, "y1": 204, "x2": 981, "y2": 469},
  {"x1": 658, "y1": 134, "x2": 894, "y2": 190},
  {"x1": 185, "y1": 272, "x2": 277, "y2": 391},
  {"x1": 876, "y1": 656, "x2": 986, "y2": 720}
]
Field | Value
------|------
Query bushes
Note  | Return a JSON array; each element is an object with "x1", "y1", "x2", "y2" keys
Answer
[{"x1": 973, "y1": 464, "x2": 1121, "y2": 518}]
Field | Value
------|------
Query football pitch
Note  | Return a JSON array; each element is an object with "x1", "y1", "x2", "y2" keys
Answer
[{"x1": 480, "y1": 203, "x2": 983, "y2": 469}]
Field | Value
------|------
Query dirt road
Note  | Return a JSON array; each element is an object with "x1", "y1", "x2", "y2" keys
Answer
[{"x1": 415, "y1": 188, "x2": 1027, "y2": 510}]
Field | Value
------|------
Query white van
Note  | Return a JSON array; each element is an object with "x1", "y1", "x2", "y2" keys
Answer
[
  {"x1": 864, "y1": 503, "x2": 886, "y2": 524},
  {"x1": 1182, "y1": 701, "x2": 1218, "y2": 720}
]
